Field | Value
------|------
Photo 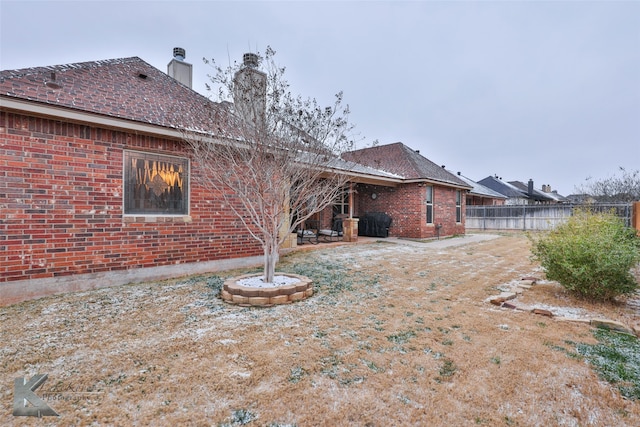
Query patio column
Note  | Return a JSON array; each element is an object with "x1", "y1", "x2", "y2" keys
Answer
[{"x1": 342, "y1": 182, "x2": 358, "y2": 242}]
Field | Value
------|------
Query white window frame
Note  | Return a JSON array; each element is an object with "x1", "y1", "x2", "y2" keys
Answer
[{"x1": 426, "y1": 185, "x2": 434, "y2": 224}]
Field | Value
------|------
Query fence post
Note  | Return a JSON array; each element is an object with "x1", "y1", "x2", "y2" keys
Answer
[
  {"x1": 633, "y1": 201, "x2": 640, "y2": 236},
  {"x1": 483, "y1": 206, "x2": 486, "y2": 230}
]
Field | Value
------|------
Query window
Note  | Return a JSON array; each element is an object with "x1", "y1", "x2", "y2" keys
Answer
[
  {"x1": 333, "y1": 187, "x2": 349, "y2": 216},
  {"x1": 426, "y1": 185, "x2": 433, "y2": 224},
  {"x1": 456, "y1": 190, "x2": 462, "y2": 223},
  {"x1": 124, "y1": 150, "x2": 189, "y2": 215}
]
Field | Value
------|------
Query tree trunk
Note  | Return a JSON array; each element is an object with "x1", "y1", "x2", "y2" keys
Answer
[{"x1": 263, "y1": 240, "x2": 279, "y2": 283}]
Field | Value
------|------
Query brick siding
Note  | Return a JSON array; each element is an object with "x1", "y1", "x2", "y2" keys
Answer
[
  {"x1": 355, "y1": 183, "x2": 466, "y2": 238},
  {"x1": 0, "y1": 112, "x2": 263, "y2": 285}
]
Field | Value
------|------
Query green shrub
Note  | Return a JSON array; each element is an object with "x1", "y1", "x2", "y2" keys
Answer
[{"x1": 529, "y1": 209, "x2": 640, "y2": 301}]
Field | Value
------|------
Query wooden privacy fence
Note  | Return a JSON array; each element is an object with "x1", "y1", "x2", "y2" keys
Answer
[{"x1": 466, "y1": 203, "x2": 635, "y2": 231}]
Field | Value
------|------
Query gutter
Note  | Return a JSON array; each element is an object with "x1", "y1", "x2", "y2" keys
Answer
[
  {"x1": 1, "y1": 96, "x2": 183, "y2": 139},
  {"x1": 1, "y1": 96, "x2": 465, "y2": 189}
]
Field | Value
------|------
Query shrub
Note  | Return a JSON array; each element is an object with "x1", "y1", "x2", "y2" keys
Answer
[{"x1": 529, "y1": 209, "x2": 640, "y2": 301}]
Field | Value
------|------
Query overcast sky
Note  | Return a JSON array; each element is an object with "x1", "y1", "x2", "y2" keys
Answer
[{"x1": 2, "y1": 0, "x2": 638, "y2": 195}]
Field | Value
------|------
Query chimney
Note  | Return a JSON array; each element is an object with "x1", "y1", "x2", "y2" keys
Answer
[
  {"x1": 528, "y1": 179, "x2": 534, "y2": 196},
  {"x1": 233, "y1": 53, "x2": 267, "y2": 128},
  {"x1": 167, "y1": 47, "x2": 193, "y2": 89}
]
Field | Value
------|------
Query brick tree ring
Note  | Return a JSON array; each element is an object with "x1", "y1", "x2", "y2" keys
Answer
[{"x1": 221, "y1": 273, "x2": 313, "y2": 307}]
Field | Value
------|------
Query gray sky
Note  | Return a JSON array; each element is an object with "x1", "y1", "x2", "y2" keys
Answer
[{"x1": 2, "y1": 0, "x2": 639, "y2": 195}]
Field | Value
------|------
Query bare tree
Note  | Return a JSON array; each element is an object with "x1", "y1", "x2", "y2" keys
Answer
[
  {"x1": 575, "y1": 167, "x2": 640, "y2": 202},
  {"x1": 184, "y1": 47, "x2": 355, "y2": 283}
]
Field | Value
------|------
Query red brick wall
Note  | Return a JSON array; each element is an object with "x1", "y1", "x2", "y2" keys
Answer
[
  {"x1": 0, "y1": 112, "x2": 263, "y2": 284},
  {"x1": 355, "y1": 183, "x2": 466, "y2": 238}
]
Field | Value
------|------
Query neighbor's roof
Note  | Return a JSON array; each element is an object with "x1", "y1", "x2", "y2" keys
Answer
[
  {"x1": 508, "y1": 181, "x2": 556, "y2": 203},
  {"x1": 342, "y1": 142, "x2": 472, "y2": 189},
  {"x1": 477, "y1": 176, "x2": 530, "y2": 199},
  {"x1": 452, "y1": 173, "x2": 508, "y2": 199},
  {"x1": 0, "y1": 57, "x2": 224, "y2": 132}
]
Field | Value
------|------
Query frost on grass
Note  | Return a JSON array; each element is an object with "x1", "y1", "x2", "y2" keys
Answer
[
  {"x1": 3, "y1": 234, "x2": 640, "y2": 426},
  {"x1": 575, "y1": 328, "x2": 640, "y2": 400}
]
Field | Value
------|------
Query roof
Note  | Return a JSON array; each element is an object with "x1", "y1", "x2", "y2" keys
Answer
[
  {"x1": 342, "y1": 142, "x2": 472, "y2": 189},
  {"x1": 0, "y1": 57, "x2": 224, "y2": 131},
  {"x1": 508, "y1": 181, "x2": 556, "y2": 203},
  {"x1": 0, "y1": 56, "x2": 403, "y2": 186},
  {"x1": 477, "y1": 176, "x2": 529, "y2": 199},
  {"x1": 453, "y1": 173, "x2": 507, "y2": 199}
]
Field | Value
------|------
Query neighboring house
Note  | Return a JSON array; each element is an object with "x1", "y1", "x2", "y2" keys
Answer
[
  {"x1": 477, "y1": 176, "x2": 566, "y2": 205},
  {"x1": 508, "y1": 181, "x2": 559, "y2": 204},
  {"x1": 1, "y1": 50, "x2": 466, "y2": 305},
  {"x1": 565, "y1": 194, "x2": 596, "y2": 204},
  {"x1": 538, "y1": 184, "x2": 568, "y2": 203},
  {"x1": 342, "y1": 143, "x2": 473, "y2": 238},
  {"x1": 451, "y1": 172, "x2": 507, "y2": 206},
  {"x1": 478, "y1": 176, "x2": 532, "y2": 205}
]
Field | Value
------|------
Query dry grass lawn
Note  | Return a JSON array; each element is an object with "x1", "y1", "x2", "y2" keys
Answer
[{"x1": 2, "y1": 233, "x2": 639, "y2": 426}]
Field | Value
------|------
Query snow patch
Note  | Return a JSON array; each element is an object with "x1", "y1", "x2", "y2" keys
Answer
[{"x1": 237, "y1": 275, "x2": 301, "y2": 288}]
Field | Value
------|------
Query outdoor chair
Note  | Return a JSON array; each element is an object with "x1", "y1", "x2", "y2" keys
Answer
[
  {"x1": 297, "y1": 220, "x2": 319, "y2": 245},
  {"x1": 318, "y1": 218, "x2": 344, "y2": 243}
]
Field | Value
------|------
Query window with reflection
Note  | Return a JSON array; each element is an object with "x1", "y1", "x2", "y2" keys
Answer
[
  {"x1": 426, "y1": 185, "x2": 433, "y2": 224},
  {"x1": 124, "y1": 151, "x2": 189, "y2": 215}
]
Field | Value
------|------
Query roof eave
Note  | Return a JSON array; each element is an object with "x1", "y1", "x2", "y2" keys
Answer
[
  {"x1": 1, "y1": 95, "x2": 183, "y2": 139},
  {"x1": 403, "y1": 178, "x2": 473, "y2": 190}
]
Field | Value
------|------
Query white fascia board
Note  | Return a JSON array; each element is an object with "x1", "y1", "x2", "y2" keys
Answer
[
  {"x1": 0, "y1": 96, "x2": 183, "y2": 139},
  {"x1": 403, "y1": 178, "x2": 473, "y2": 190}
]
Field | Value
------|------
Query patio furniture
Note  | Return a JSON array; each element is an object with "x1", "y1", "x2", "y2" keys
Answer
[
  {"x1": 297, "y1": 220, "x2": 319, "y2": 245},
  {"x1": 358, "y1": 212, "x2": 392, "y2": 237},
  {"x1": 318, "y1": 217, "x2": 343, "y2": 242}
]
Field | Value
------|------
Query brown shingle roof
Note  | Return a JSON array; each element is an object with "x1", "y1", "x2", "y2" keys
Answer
[
  {"x1": 0, "y1": 57, "x2": 224, "y2": 131},
  {"x1": 343, "y1": 142, "x2": 471, "y2": 188}
]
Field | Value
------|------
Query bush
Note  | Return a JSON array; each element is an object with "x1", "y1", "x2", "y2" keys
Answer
[{"x1": 529, "y1": 209, "x2": 640, "y2": 301}]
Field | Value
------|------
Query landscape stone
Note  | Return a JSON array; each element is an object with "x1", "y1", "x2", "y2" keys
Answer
[
  {"x1": 232, "y1": 294, "x2": 249, "y2": 305},
  {"x1": 269, "y1": 295, "x2": 290, "y2": 305},
  {"x1": 289, "y1": 291, "x2": 305, "y2": 301},
  {"x1": 532, "y1": 308, "x2": 553, "y2": 317},
  {"x1": 489, "y1": 297, "x2": 506, "y2": 306},
  {"x1": 248, "y1": 297, "x2": 270, "y2": 305},
  {"x1": 590, "y1": 318, "x2": 634, "y2": 335},
  {"x1": 554, "y1": 317, "x2": 591, "y2": 324},
  {"x1": 499, "y1": 292, "x2": 517, "y2": 301}
]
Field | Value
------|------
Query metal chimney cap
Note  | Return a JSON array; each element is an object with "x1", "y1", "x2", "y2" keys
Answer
[
  {"x1": 243, "y1": 53, "x2": 259, "y2": 68},
  {"x1": 173, "y1": 47, "x2": 186, "y2": 61}
]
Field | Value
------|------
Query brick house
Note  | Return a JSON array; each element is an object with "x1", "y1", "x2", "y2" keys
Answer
[
  {"x1": 0, "y1": 52, "x2": 401, "y2": 304},
  {"x1": 342, "y1": 143, "x2": 472, "y2": 238},
  {"x1": 1, "y1": 51, "x2": 469, "y2": 305}
]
